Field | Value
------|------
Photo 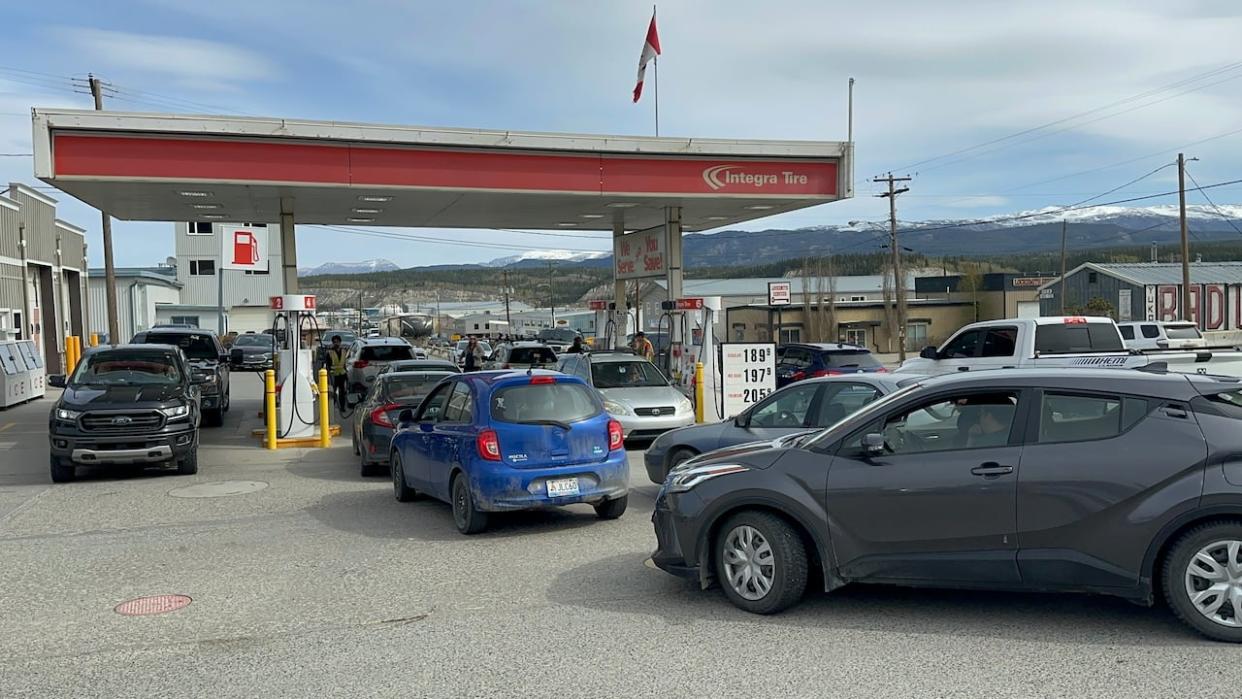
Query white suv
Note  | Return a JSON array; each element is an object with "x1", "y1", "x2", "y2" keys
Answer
[{"x1": 1117, "y1": 321, "x2": 1206, "y2": 350}]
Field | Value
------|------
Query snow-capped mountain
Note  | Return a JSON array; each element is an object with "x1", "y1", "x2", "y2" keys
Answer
[
  {"x1": 483, "y1": 250, "x2": 610, "y2": 268},
  {"x1": 298, "y1": 259, "x2": 401, "y2": 276}
]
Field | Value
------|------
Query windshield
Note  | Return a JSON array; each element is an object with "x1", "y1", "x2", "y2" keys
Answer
[
  {"x1": 388, "y1": 360, "x2": 459, "y2": 373},
  {"x1": 591, "y1": 360, "x2": 669, "y2": 388},
  {"x1": 490, "y1": 382, "x2": 603, "y2": 423},
  {"x1": 537, "y1": 328, "x2": 578, "y2": 343},
  {"x1": 72, "y1": 352, "x2": 181, "y2": 385},
  {"x1": 1165, "y1": 324, "x2": 1202, "y2": 340},
  {"x1": 383, "y1": 373, "x2": 453, "y2": 401},
  {"x1": 359, "y1": 345, "x2": 415, "y2": 362},
  {"x1": 508, "y1": 347, "x2": 557, "y2": 365},
  {"x1": 142, "y1": 333, "x2": 218, "y2": 361},
  {"x1": 803, "y1": 383, "x2": 922, "y2": 449},
  {"x1": 233, "y1": 334, "x2": 273, "y2": 348}
]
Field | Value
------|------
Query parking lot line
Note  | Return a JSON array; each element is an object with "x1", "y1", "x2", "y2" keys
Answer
[{"x1": 0, "y1": 423, "x2": 14, "y2": 432}]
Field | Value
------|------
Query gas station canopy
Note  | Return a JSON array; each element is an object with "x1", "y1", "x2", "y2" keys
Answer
[{"x1": 32, "y1": 109, "x2": 849, "y2": 232}]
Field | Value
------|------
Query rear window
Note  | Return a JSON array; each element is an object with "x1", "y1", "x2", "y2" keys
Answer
[
  {"x1": 1165, "y1": 324, "x2": 1202, "y2": 340},
  {"x1": 823, "y1": 350, "x2": 881, "y2": 369},
  {"x1": 383, "y1": 373, "x2": 452, "y2": 401},
  {"x1": 138, "y1": 333, "x2": 218, "y2": 361},
  {"x1": 508, "y1": 347, "x2": 557, "y2": 365},
  {"x1": 1034, "y1": 322, "x2": 1124, "y2": 354},
  {"x1": 490, "y1": 382, "x2": 603, "y2": 423},
  {"x1": 360, "y1": 345, "x2": 414, "y2": 362},
  {"x1": 1119, "y1": 326, "x2": 1135, "y2": 340}
]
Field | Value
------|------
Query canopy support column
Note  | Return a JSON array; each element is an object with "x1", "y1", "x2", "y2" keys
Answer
[
  {"x1": 280, "y1": 201, "x2": 298, "y2": 294},
  {"x1": 612, "y1": 216, "x2": 628, "y2": 349}
]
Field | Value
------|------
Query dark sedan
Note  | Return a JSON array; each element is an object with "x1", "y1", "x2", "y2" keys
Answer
[
  {"x1": 228, "y1": 332, "x2": 277, "y2": 371},
  {"x1": 775, "y1": 343, "x2": 886, "y2": 388},
  {"x1": 353, "y1": 370, "x2": 455, "y2": 476},
  {"x1": 643, "y1": 374, "x2": 910, "y2": 484},
  {"x1": 379, "y1": 359, "x2": 460, "y2": 375},
  {"x1": 651, "y1": 368, "x2": 1242, "y2": 642}
]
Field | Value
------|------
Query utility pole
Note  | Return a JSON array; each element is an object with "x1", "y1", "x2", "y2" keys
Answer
[
  {"x1": 1059, "y1": 219, "x2": 1068, "y2": 315},
  {"x1": 1178, "y1": 153, "x2": 1192, "y2": 322},
  {"x1": 502, "y1": 270, "x2": 512, "y2": 334},
  {"x1": 547, "y1": 262, "x2": 556, "y2": 327},
  {"x1": 88, "y1": 74, "x2": 119, "y2": 344},
  {"x1": 875, "y1": 173, "x2": 912, "y2": 360}
]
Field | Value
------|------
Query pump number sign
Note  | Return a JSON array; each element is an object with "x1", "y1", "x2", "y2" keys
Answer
[{"x1": 721, "y1": 342, "x2": 777, "y2": 418}]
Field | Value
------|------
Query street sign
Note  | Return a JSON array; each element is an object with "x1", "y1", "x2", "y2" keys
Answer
[
  {"x1": 587, "y1": 300, "x2": 609, "y2": 310},
  {"x1": 221, "y1": 226, "x2": 269, "y2": 272},
  {"x1": 720, "y1": 342, "x2": 776, "y2": 418},
  {"x1": 674, "y1": 298, "x2": 704, "y2": 310},
  {"x1": 768, "y1": 281, "x2": 791, "y2": 306}
]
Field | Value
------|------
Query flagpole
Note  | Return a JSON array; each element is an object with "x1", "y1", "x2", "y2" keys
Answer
[{"x1": 653, "y1": 4, "x2": 659, "y2": 137}]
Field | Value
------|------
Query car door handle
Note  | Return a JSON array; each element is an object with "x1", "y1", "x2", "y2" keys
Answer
[
  {"x1": 957, "y1": 366, "x2": 970, "y2": 372},
  {"x1": 971, "y1": 463, "x2": 1013, "y2": 477}
]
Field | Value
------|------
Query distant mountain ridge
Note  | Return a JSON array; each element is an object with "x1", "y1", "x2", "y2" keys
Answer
[{"x1": 299, "y1": 259, "x2": 400, "y2": 276}]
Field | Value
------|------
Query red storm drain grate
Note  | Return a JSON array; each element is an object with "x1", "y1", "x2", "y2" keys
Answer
[{"x1": 114, "y1": 595, "x2": 193, "y2": 616}]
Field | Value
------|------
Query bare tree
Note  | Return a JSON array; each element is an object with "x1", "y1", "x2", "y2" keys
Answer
[{"x1": 798, "y1": 256, "x2": 839, "y2": 342}]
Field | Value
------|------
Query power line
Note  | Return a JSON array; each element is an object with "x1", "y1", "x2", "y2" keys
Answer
[
  {"x1": 308, "y1": 224, "x2": 608, "y2": 254},
  {"x1": 1184, "y1": 168, "x2": 1242, "y2": 238}
]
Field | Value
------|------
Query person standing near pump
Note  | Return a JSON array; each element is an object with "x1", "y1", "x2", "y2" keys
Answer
[
  {"x1": 326, "y1": 335, "x2": 350, "y2": 411},
  {"x1": 565, "y1": 336, "x2": 585, "y2": 354},
  {"x1": 463, "y1": 336, "x2": 485, "y2": 372},
  {"x1": 632, "y1": 331, "x2": 655, "y2": 361}
]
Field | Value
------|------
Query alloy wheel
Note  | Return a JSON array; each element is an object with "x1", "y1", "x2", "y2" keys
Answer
[
  {"x1": 722, "y1": 524, "x2": 775, "y2": 601},
  {"x1": 1184, "y1": 539, "x2": 1242, "y2": 627},
  {"x1": 391, "y1": 456, "x2": 404, "y2": 497}
]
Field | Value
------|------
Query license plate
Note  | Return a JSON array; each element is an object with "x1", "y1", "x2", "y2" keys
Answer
[{"x1": 546, "y1": 477, "x2": 580, "y2": 497}]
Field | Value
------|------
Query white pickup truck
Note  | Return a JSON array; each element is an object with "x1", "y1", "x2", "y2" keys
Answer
[{"x1": 895, "y1": 316, "x2": 1242, "y2": 378}]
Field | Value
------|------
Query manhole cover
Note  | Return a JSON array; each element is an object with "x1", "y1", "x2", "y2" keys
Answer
[
  {"x1": 115, "y1": 594, "x2": 192, "y2": 616},
  {"x1": 168, "y1": 480, "x2": 268, "y2": 499}
]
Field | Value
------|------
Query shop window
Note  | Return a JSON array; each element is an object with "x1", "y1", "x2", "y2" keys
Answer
[
  {"x1": 186, "y1": 222, "x2": 214, "y2": 235},
  {"x1": 189, "y1": 259, "x2": 215, "y2": 276}
]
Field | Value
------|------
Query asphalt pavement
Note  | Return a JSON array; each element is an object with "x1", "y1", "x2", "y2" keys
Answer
[{"x1": 0, "y1": 374, "x2": 1236, "y2": 698}]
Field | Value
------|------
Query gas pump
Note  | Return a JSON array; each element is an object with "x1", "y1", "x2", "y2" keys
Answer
[
  {"x1": 270, "y1": 294, "x2": 320, "y2": 439},
  {"x1": 591, "y1": 300, "x2": 635, "y2": 350},
  {"x1": 665, "y1": 296, "x2": 723, "y2": 422}
]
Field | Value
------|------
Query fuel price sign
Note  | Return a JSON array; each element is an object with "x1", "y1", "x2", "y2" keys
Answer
[{"x1": 721, "y1": 343, "x2": 777, "y2": 418}]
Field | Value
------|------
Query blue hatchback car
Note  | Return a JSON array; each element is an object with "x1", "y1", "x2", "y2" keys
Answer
[{"x1": 388, "y1": 370, "x2": 630, "y2": 534}]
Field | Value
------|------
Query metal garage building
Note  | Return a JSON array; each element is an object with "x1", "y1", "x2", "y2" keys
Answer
[{"x1": 1039, "y1": 262, "x2": 1242, "y2": 330}]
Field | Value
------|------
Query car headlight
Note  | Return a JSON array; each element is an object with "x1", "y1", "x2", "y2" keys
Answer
[
  {"x1": 603, "y1": 398, "x2": 634, "y2": 416},
  {"x1": 159, "y1": 404, "x2": 190, "y2": 420},
  {"x1": 666, "y1": 463, "x2": 749, "y2": 493},
  {"x1": 55, "y1": 408, "x2": 81, "y2": 422},
  {"x1": 677, "y1": 396, "x2": 693, "y2": 414}
]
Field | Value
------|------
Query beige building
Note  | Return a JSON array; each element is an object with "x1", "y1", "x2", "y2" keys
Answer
[{"x1": 724, "y1": 299, "x2": 975, "y2": 353}]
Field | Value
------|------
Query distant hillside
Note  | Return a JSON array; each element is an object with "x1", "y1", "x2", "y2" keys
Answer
[{"x1": 299, "y1": 259, "x2": 400, "y2": 276}]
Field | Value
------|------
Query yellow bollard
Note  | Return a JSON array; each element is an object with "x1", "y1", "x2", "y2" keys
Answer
[
  {"x1": 89, "y1": 333, "x2": 99, "y2": 347},
  {"x1": 64, "y1": 335, "x2": 75, "y2": 374},
  {"x1": 318, "y1": 368, "x2": 331, "y2": 448},
  {"x1": 694, "y1": 361, "x2": 705, "y2": 424},
  {"x1": 71, "y1": 336, "x2": 82, "y2": 370},
  {"x1": 264, "y1": 369, "x2": 277, "y2": 450}
]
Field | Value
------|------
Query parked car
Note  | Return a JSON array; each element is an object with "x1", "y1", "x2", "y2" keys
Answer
[
  {"x1": 1118, "y1": 321, "x2": 1207, "y2": 350},
  {"x1": 643, "y1": 373, "x2": 908, "y2": 484},
  {"x1": 388, "y1": 370, "x2": 629, "y2": 534},
  {"x1": 380, "y1": 359, "x2": 460, "y2": 375},
  {"x1": 354, "y1": 370, "x2": 456, "y2": 476},
  {"x1": 557, "y1": 351, "x2": 694, "y2": 439},
  {"x1": 345, "y1": 337, "x2": 416, "y2": 392},
  {"x1": 897, "y1": 316, "x2": 1242, "y2": 378},
  {"x1": 485, "y1": 341, "x2": 558, "y2": 370},
  {"x1": 651, "y1": 366, "x2": 1242, "y2": 642},
  {"x1": 228, "y1": 332, "x2": 277, "y2": 371},
  {"x1": 47, "y1": 345, "x2": 201, "y2": 482},
  {"x1": 452, "y1": 339, "x2": 492, "y2": 366},
  {"x1": 774, "y1": 343, "x2": 885, "y2": 388},
  {"x1": 536, "y1": 327, "x2": 581, "y2": 354},
  {"x1": 131, "y1": 327, "x2": 231, "y2": 426},
  {"x1": 412, "y1": 347, "x2": 429, "y2": 360}
]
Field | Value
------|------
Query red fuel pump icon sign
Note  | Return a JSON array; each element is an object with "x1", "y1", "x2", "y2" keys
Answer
[{"x1": 232, "y1": 230, "x2": 259, "y2": 266}]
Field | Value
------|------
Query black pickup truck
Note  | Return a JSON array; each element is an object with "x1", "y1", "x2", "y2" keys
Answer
[
  {"x1": 48, "y1": 344, "x2": 201, "y2": 483},
  {"x1": 131, "y1": 327, "x2": 231, "y2": 426}
]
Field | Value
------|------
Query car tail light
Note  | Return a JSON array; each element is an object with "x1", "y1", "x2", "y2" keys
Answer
[
  {"x1": 370, "y1": 403, "x2": 400, "y2": 428},
  {"x1": 810, "y1": 369, "x2": 845, "y2": 378},
  {"x1": 875, "y1": 367, "x2": 889, "y2": 373},
  {"x1": 477, "y1": 429, "x2": 502, "y2": 461},
  {"x1": 791, "y1": 370, "x2": 806, "y2": 381},
  {"x1": 353, "y1": 360, "x2": 369, "y2": 369},
  {"x1": 608, "y1": 419, "x2": 624, "y2": 451},
  {"x1": 502, "y1": 363, "x2": 511, "y2": 369},
  {"x1": 1064, "y1": 317, "x2": 1087, "y2": 324},
  {"x1": 530, "y1": 375, "x2": 555, "y2": 384}
]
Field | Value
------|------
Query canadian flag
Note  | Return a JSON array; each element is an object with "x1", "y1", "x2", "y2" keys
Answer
[{"x1": 632, "y1": 12, "x2": 661, "y2": 103}]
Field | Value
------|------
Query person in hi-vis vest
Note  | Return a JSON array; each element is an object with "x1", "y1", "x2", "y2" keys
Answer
[{"x1": 326, "y1": 335, "x2": 350, "y2": 411}]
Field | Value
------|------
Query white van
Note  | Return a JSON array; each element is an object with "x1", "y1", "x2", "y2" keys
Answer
[{"x1": 1116, "y1": 321, "x2": 1206, "y2": 350}]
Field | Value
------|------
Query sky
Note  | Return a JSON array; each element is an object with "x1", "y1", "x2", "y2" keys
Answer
[{"x1": 2, "y1": 0, "x2": 1241, "y2": 269}]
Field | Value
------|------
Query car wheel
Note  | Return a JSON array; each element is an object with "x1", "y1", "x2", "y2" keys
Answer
[
  {"x1": 203, "y1": 409, "x2": 224, "y2": 427},
  {"x1": 391, "y1": 452, "x2": 416, "y2": 502},
  {"x1": 177, "y1": 450, "x2": 199, "y2": 475},
  {"x1": 715, "y1": 511, "x2": 808, "y2": 614},
  {"x1": 451, "y1": 473, "x2": 488, "y2": 535},
  {"x1": 49, "y1": 456, "x2": 75, "y2": 483},
  {"x1": 222, "y1": 390, "x2": 231, "y2": 413},
  {"x1": 594, "y1": 495, "x2": 628, "y2": 520},
  {"x1": 359, "y1": 441, "x2": 380, "y2": 477},
  {"x1": 1163, "y1": 521, "x2": 1242, "y2": 642},
  {"x1": 665, "y1": 447, "x2": 699, "y2": 477},
  {"x1": 351, "y1": 431, "x2": 360, "y2": 456}
]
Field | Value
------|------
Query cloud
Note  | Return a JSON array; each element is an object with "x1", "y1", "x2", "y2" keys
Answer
[{"x1": 52, "y1": 27, "x2": 280, "y2": 89}]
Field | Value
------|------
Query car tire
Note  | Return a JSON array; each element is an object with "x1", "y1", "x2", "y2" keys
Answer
[
  {"x1": 49, "y1": 456, "x2": 75, "y2": 483},
  {"x1": 1162, "y1": 520, "x2": 1242, "y2": 642},
  {"x1": 177, "y1": 450, "x2": 199, "y2": 475},
  {"x1": 222, "y1": 390, "x2": 231, "y2": 413},
  {"x1": 359, "y1": 443, "x2": 381, "y2": 477},
  {"x1": 665, "y1": 447, "x2": 698, "y2": 477},
  {"x1": 451, "y1": 473, "x2": 488, "y2": 535},
  {"x1": 203, "y1": 409, "x2": 224, "y2": 427},
  {"x1": 715, "y1": 511, "x2": 808, "y2": 615},
  {"x1": 594, "y1": 495, "x2": 628, "y2": 520},
  {"x1": 391, "y1": 452, "x2": 417, "y2": 502},
  {"x1": 352, "y1": 431, "x2": 360, "y2": 456}
]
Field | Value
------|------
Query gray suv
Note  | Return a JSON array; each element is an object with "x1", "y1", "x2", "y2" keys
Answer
[
  {"x1": 345, "y1": 337, "x2": 416, "y2": 393},
  {"x1": 651, "y1": 368, "x2": 1242, "y2": 642}
]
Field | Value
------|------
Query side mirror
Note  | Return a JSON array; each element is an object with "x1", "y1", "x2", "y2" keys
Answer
[
  {"x1": 398, "y1": 408, "x2": 414, "y2": 425},
  {"x1": 862, "y1": 433, "x2": 885, "y2": 455},
  {"x1": 919, "y1": 346, "x2": 938, "y2": 360},
  {"x1": 219, "y1": 352, "x2": 231, "y2": 363},
  {"x1": 734, "y1": 412, "x2": 749, "y2": 429},
  {"x1": 230, "y1": 348, "x2": 243, "y2": 364},
  {"x1": 419, "y1": 421, "x2": 434, "y2": 433},
  {"x1": 48, "y1": 374, "x2": 66, "y2": 388}
]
